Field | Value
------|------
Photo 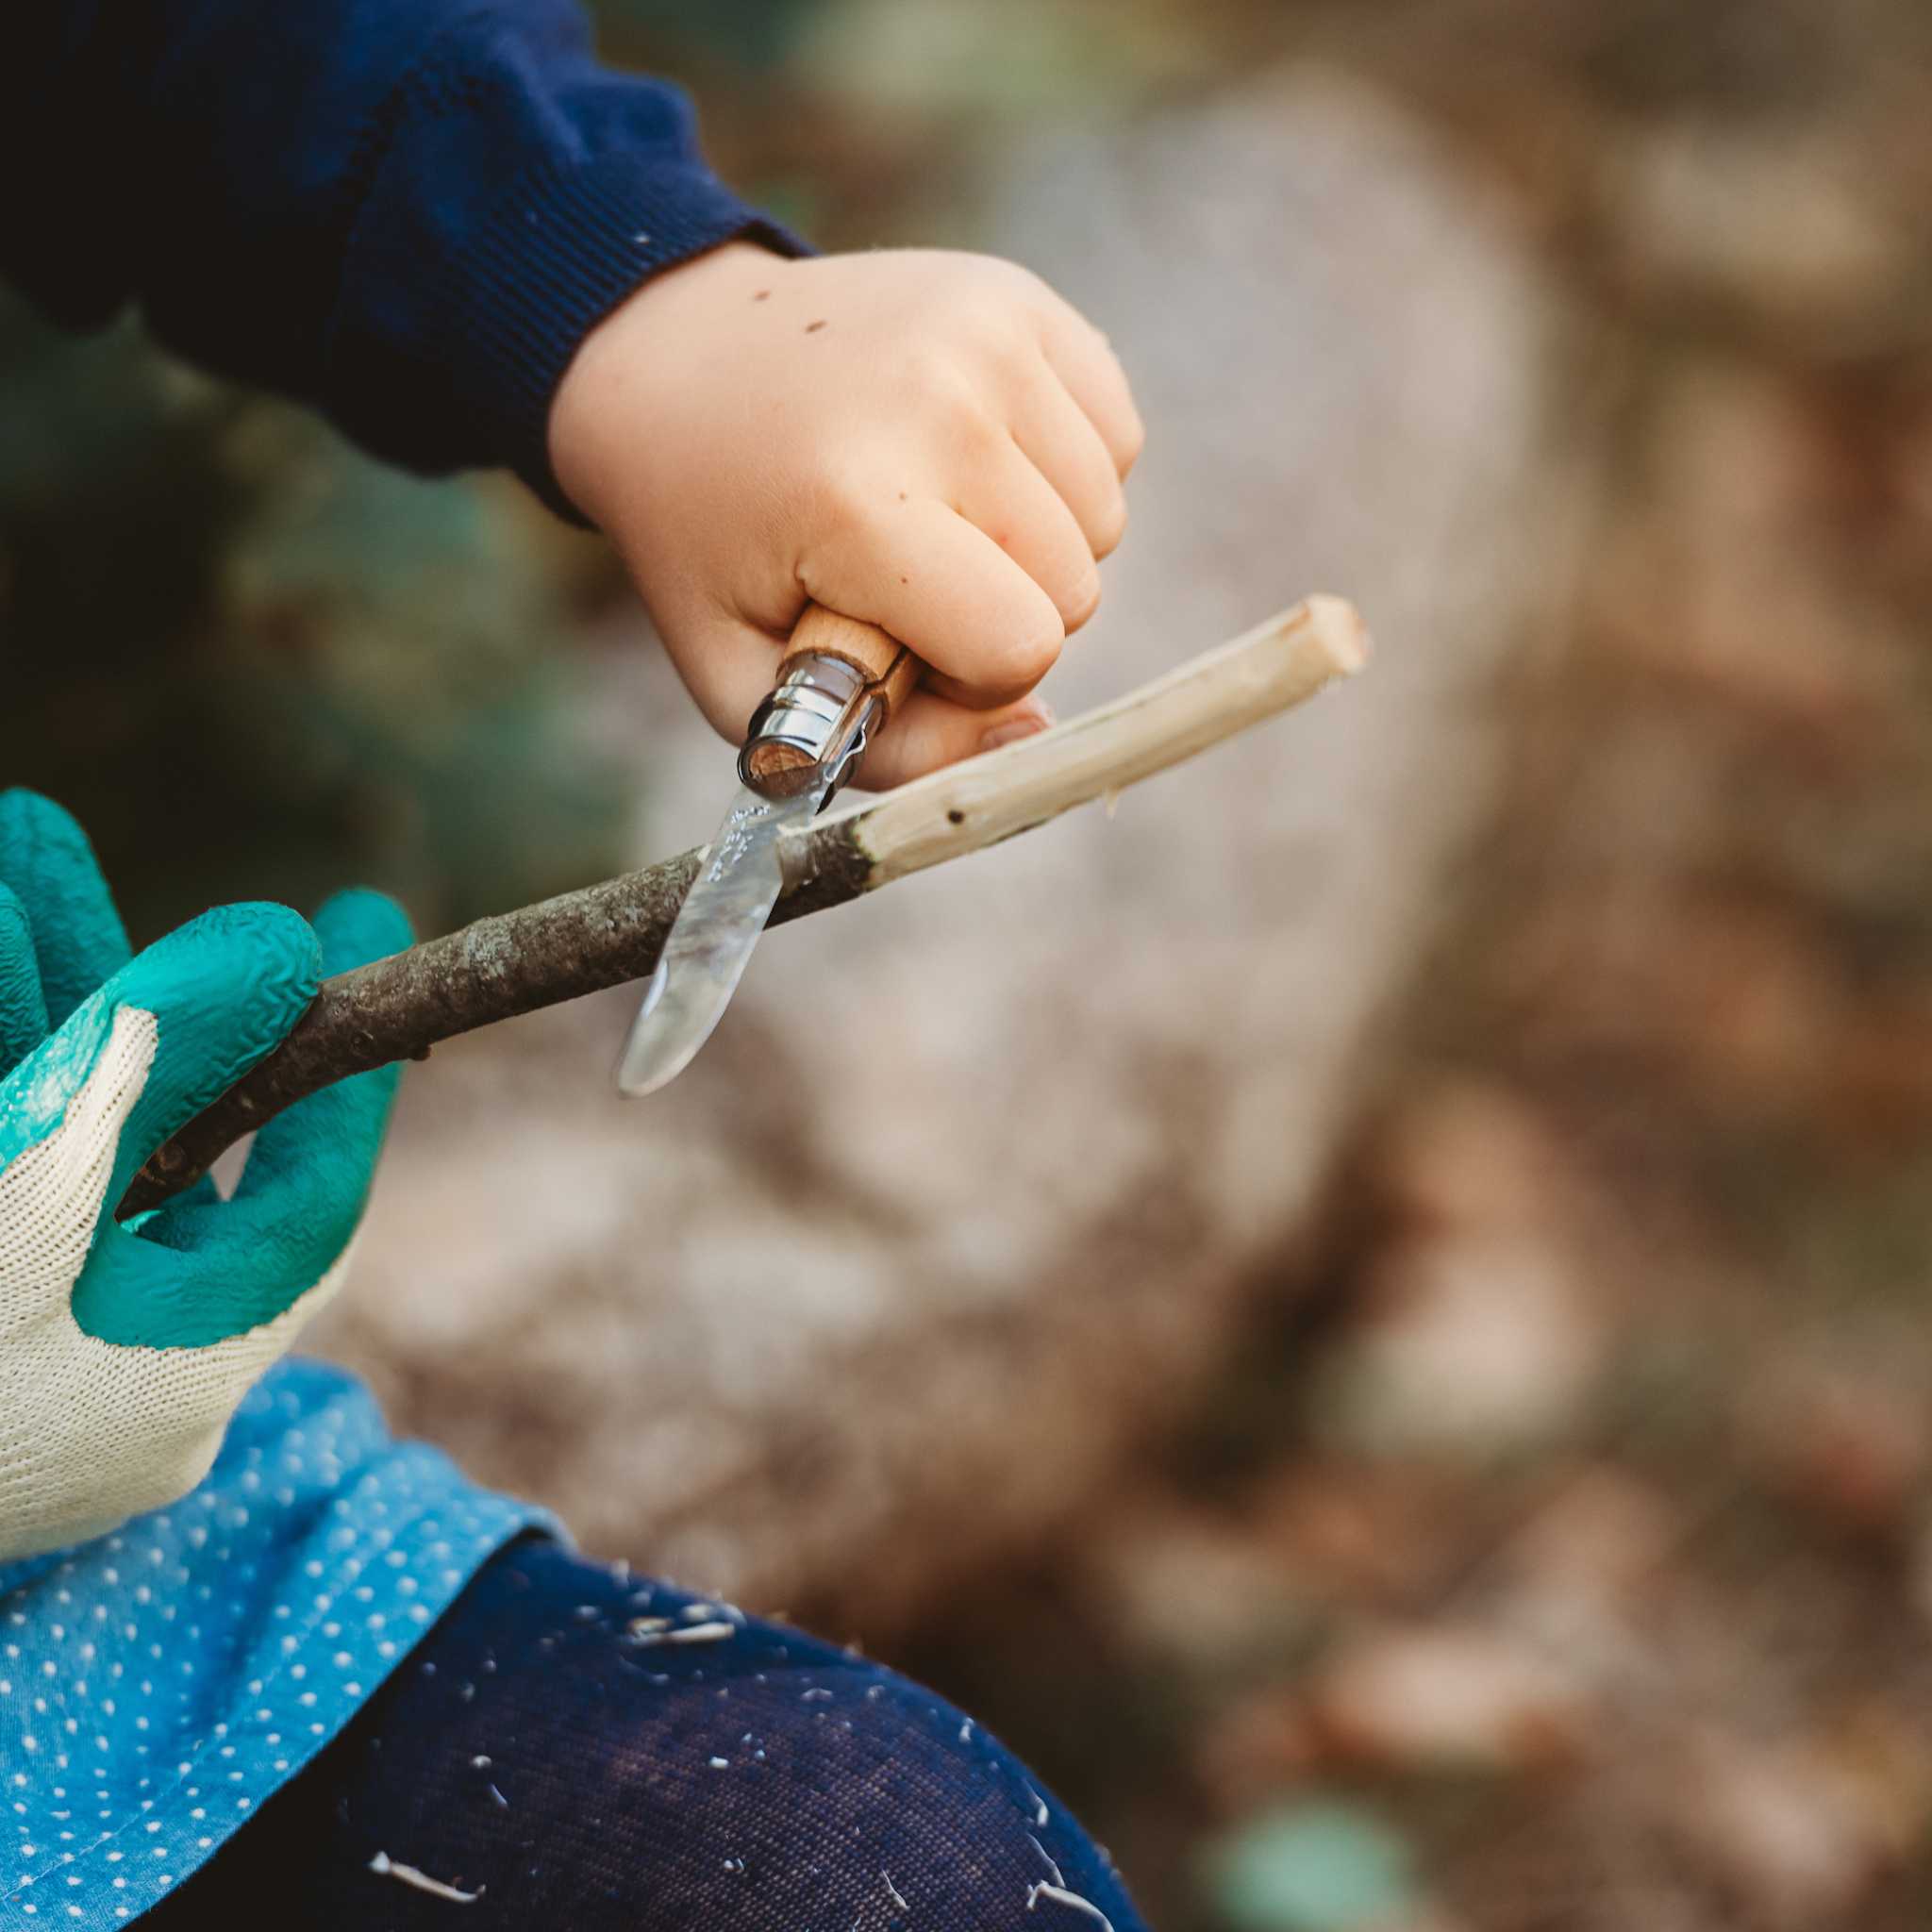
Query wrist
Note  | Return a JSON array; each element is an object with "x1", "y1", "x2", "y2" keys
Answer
[{"x1": 548, "y1": 240, "x2": 784, "y2": 526}]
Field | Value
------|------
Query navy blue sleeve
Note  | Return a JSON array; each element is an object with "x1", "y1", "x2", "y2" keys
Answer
[{"x1": 1, "y1": 1, "x2": 806, "y2": 507}]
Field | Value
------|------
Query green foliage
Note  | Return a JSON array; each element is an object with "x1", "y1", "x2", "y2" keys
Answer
[
  {"x1": 1199, "y1": 1801, "x2": 1419, "y2": 1932},
  {"x1": 0, "y1": 296, "x2": 633, "y2": 941},
  {"x1": 590, "y1": 0, "x2": 821, "y2": 70}
]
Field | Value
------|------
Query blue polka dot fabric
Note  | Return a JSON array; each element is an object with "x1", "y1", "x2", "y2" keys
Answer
[{"x1": 0, "y1": 1357, "x2": 559, "y2": 1927}]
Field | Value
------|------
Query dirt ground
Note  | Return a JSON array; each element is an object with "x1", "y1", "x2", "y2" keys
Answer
[
  {"x1": 847, "y1": 6, "x2": 1932, "y2": 1928},
  {"x1": 21, "y1": 3, "x2": 1927, "y2": 1925}
]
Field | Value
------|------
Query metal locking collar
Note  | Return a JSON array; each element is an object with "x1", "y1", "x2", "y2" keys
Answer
[{"x1": 739, "y1": 652, "x2": 885, "y2": 801}]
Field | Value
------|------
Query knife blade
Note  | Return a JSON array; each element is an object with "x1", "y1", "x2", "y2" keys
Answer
[
  {"x1": 615, "y1": 607, "x2": 919, "y2": 1096},
  {"x1": 614, "y1": 778, "x2": 828, "y2": 1096}
]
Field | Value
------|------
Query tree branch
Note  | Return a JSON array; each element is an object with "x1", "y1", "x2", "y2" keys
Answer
[{"x1": 121, "y1": 595, "x2": 1367, "y2": 1219}]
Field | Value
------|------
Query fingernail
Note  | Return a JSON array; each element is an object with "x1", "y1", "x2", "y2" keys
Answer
[{"x1": 980, "y1": 704, "x2": 1053, "y2": 755}]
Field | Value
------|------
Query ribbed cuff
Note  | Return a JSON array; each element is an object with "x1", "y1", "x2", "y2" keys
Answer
[{"x1": 452, "y1": 158, "x2": 811, "y2": 521}]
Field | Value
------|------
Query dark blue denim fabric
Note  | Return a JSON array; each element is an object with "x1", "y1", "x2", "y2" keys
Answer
[{"x1": 137, "y1": 1534, "x2": 1149, "y2": 1929}]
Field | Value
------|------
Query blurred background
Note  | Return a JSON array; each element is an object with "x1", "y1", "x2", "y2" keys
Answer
[{"x1": 8, "y1": 2, "x2": 1932, "y2": 1926}]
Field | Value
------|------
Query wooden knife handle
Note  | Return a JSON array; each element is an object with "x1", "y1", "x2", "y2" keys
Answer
[
  {"x1": 780, "y1": 605, "x2": 920, "y2": 713},
  {"x1": 741, "y1": 605, "x2": 920, "y2": 790}
]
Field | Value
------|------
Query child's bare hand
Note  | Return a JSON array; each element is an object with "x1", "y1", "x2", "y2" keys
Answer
[{"x1": 548, "y1": 244, "x2": 1142, "y2": 789}]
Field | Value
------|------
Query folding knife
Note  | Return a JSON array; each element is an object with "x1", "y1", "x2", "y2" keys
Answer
[{"x1": 615, "y1": 607, "x2": 917, "y2": 1096}]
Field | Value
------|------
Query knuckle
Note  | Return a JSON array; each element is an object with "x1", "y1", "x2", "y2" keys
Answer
[
  {"x1": 896, "y1": 342, "x2": 960, "y2": 400},
  {"x1": 899, "y1": 356, "x2": 999, "y2": 442},
  {"x1": 991, "y1": 255, "x2": 1057, "y2": 309},
  {"x1": 973, "y1": 295, "x2": 1040, "y2": 358},
  {"x1": 811, "y1": 468, "x2": 882, "y2": 544},
  {"x1": 866, "y1": 333, "x2": 952, "y2": 407},
  {"x1": 926, "y1": 266, "x2": 1043, "y2": 354},
  {"x1": 947, "y1": 248, "x2": 1037, "y2": 296},
  {"x1": 958, "y1": 404, "x2": 1017, "y2": 471}
]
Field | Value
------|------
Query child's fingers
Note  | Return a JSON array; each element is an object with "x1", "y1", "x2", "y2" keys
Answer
[
  {"x1": 240, "y1": 892, "x2": 411, "y2": 1221},
  {"x1": 309, "y1": 887, "x2": 415, "y2": 981},
  {"x1": 0, "y1": 884, "x2": 50, "y2": 1078},
  {"x1": 854, "y1": 688, "x2": 1054, "y2": 791},
  {"x1": 656, "y1": 607, "x2": 789, "y2": 748},
  {"x1": 950, "y1": 437, "x2": 1102, "y2": 635},
  {"x1": 59, "y1": 905, "x2": 320, "y2": 1345},
  {"x1": 1008, "y1": 356, "x2": 1130, "y2": 561},
  {"x1": 801, "y1": 497, "x2": 1064, "y2": 708},
  {"x1": 666, "y1": 604, "x2": 1060, "y2": 790},
  {"x1": 108, "y1": 891, "x2": 414, "y2": 1347},
  {"x1": 214, "y1": 891, "x2": 412, "y2": 1264},
  {"x1": 95, "y1": 904, "x2": 321, "y2": 1218},
  {"x1": 229, "y1": 889, "x2": 411, "y2": 1233},
  {"x1": 0, "y1": 790, "x2": 133, "y2": 1027},
  {"x1": 1036, "y1": 305, "x2": 1145, "y2": 479}
]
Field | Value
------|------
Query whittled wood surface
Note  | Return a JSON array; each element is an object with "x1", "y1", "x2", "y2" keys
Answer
[{"x1": 121, "y1": 595, "x2": 1366, "y2": 1218}]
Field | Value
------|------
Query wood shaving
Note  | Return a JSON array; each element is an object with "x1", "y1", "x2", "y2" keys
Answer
[
  {"x1": 1027, "y1": 1880, "x2": 1116, "y2": 1931},
  {"x1": 666, "y1": 1620, "x2": 735, "y2": 1644},
  {"x1": 1025, "y1": 1835, "x2": 1113, "y2": 1930},
  {"x1": 368, "y1": 1850, "x2": 482, "y2": 1904}
]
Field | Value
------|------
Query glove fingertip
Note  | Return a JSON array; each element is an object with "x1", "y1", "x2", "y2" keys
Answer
[
  {"x1": 0, "y1": 792, "x2": 132, "y2": 1024},
  {"x1": 136, "y1": 901, "x2": 322, "y2": 1032},
  {"x1": 0, "y1": 789, "x2": 90, "y2": 851},
  {"x1": 0, "y1": 884, "x2": 49, "y2": 1075},
  {"x1": 100, "y1": 903, "x2": 323, "y2": 1208},
  {"x1": 310, "y1": 888, "x2": 414, "y2": 978}
]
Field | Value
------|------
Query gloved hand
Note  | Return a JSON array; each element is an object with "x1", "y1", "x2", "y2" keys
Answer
[{"x1": 0, "y1": 791, "x2": 410, "y2": 1563}]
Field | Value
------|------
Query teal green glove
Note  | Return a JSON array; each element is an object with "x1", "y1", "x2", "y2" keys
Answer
[{"x1": 0, "y1": 791, "x2": 412, "y2": 1561}]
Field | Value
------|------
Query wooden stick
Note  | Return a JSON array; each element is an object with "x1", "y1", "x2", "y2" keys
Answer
[{"x1": 121, "y1": 595, "x2": 1367, "y2": 1218}]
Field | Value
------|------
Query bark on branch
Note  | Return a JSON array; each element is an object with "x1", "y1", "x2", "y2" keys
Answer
[{"x1": 122, "y1": 595, "x2": 1368, "y2": 1219}]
